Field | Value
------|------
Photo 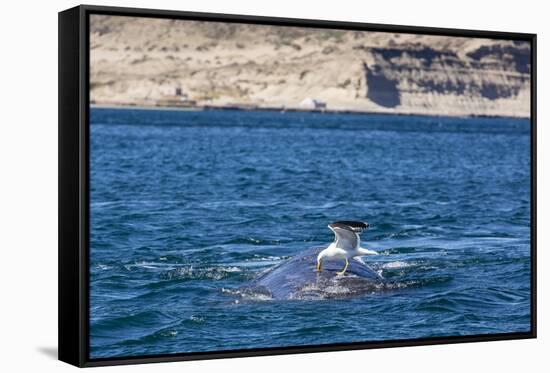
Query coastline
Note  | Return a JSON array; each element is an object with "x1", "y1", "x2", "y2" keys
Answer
[{"x1": 90, "y1": 103, "x2": 530, "y2": 121}]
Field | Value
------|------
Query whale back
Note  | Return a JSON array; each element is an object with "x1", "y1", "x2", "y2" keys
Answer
[{"x1": 242, "y1": 247, "x2": 385, "y2": 300}]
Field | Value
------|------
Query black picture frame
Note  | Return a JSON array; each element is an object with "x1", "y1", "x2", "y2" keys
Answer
[{"x1": 58, "y1": 4, "x2": 537, "y2": 368}]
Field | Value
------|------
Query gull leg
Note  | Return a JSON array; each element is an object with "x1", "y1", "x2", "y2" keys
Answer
[{"x1": 336, "y1": 258, "x2": 349, "y2": 276}]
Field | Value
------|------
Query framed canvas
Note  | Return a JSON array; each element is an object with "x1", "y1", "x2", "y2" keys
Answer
[{"x1": 58, "y1": 4, "x2": 537, "y2": 367}]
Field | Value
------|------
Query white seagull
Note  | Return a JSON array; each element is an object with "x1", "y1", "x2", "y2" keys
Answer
[{"x1": 316, "y1": 221, "x2": 378, "y2": 276}]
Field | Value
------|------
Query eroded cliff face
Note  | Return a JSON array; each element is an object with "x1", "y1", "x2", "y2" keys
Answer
[
  {"x1": 90, "y1": 15, "x2": 531, "y2": 117},
  {"x1": 361, "y1": 43, "x2": 530, "y2": 115}
]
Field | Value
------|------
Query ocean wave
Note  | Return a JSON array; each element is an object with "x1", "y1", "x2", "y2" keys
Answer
[
  {"x1": 91, "y1": 310, "x2": 177, "y2": 333},
  {"x1": 383, "y1": 276, "x2": 453, "y2": 291},
  {"x1": 226, "y1": 252, "x2": 289, "y2": 264},
  {"x1": 189, "y1": 315, "x2": 205, "y2": 323},
  {"x1": 222, "y1": 287, "x2": 273, "y2": 302},
  {"x1": 124, "y1": 261, "x2": 169, "y2": 271},
  {"x1": 160, "y1": 265, "x2": 243, "y2": 281},
  {"x1": 104, "y1": 326, "x2": 181, "y2": 348},
  {"x1": 412, "y1": 289, "x2": 514, "y2": 314},
  {"x1": 381, "y1": 261, "x2": 415, "y2": 269},
  {"x1": 94, "y1": 263, "x2": 113, "y2": 271},
  {"x1": 222, "y1": 236, "x2": 275, "y2": 245}
]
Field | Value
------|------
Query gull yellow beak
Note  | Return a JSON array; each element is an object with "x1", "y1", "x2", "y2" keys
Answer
[{"x1": 316, "y1": 260, "x2": 321, "y2": 272}]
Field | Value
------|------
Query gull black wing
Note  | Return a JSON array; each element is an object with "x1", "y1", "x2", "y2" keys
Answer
[{"x1": 329, "y1": 221, "x2": 369, "y2": 233}]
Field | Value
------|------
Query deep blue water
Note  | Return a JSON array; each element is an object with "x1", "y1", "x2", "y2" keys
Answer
[{"x1": 89, "y1": 108, "x2": 531, "y2": 359}]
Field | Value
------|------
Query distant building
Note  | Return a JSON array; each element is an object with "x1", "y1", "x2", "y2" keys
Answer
[
  {"x1": 299, "y1": 97, "x2": 327, "y2": 110},
  {"x1": 156, "y1": 85, "x2": 196, "y2": 107},
  {"x1": 173, "y1": 86, "x2": 190, "y2": 101}
]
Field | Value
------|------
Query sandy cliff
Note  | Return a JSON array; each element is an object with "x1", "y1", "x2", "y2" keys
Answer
[{"x1": 90, "y1": 15, "x2": 531, "y2": 117}]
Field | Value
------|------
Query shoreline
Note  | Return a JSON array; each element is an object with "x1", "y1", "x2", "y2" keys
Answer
[{"x1": 90, "y1": 103, "x2": 530, "y2": 121}]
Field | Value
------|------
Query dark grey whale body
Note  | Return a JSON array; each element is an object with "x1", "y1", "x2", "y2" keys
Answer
[{"x1": 242, "y1": 247, "x2": 385, "y2": 300}]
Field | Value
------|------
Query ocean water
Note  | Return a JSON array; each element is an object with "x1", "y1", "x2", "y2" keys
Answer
[{"x1": 89, "y1": 108, "x2": 531, "y2": 359}]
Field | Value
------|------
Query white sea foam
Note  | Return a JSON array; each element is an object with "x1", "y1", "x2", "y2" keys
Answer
[
  {"x1": 324, "y1": 285, "x2": 352, "y2": 295},
  {"x1": 222, "y1": 287, "x2": 273, "y2": 301},
  {"x1": 382, "y1": 261, "x2": 413, "y2": 269},
  {"x1": 245, "y1": 293, "x2": 272, "y2": 301},
  {"x1": 299, "y1": 284, "x2": 320, "y2": 292},
  {"x1": 222, "y1": 266, "x2": 242, "y2": 273},
  {"x1": 123, "y1": 261, "x2": 181, "y2": 271},
  {"x1": 162, "y1": 266, "x2": 242, "y2": 280},
  {"x1": 189, "y1": 315, "x2": 205, "y2": 323},
  {"x1": 246, "y1": 255, "x2": 287, "y2": 262},
  {"x1": 124, "y1": 261, "x2": 163, "y2": 271},
  {"x1": 160, "y1": 330, "x2": 178, "y2": 337}
]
